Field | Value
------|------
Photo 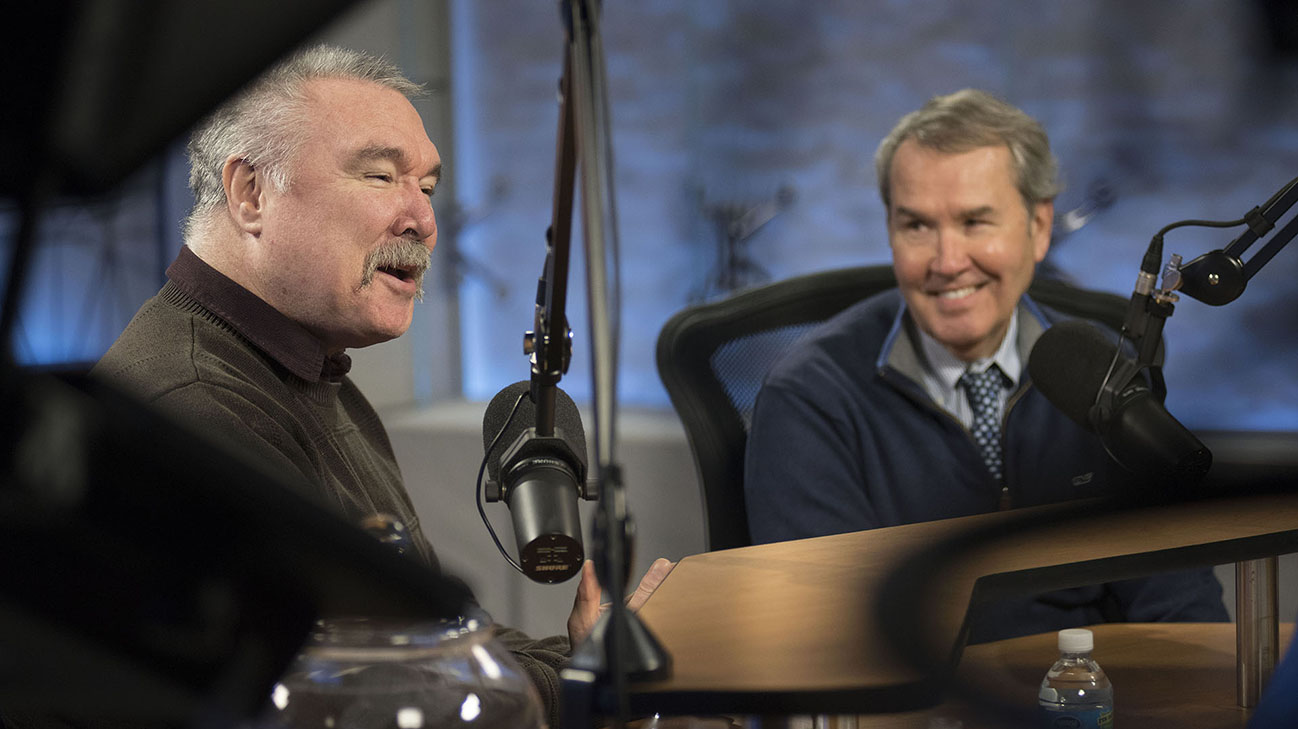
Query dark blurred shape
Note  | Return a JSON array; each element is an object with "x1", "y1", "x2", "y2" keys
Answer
[
  {"x1": 0, "y1": 368, "x2": 470, "y2": 724},
  {"x1": 0, "y1": 0, "x2": 358, "y2": 197},
  {"x1": 1257, "y1": 0, "x2": 1298, "y2": 57},
  {"x1": 1199, "y1": 430, "x2": 1298, "y2": 486}
]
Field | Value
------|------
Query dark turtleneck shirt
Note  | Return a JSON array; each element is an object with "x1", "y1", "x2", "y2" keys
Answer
[
  {"x1": 91, "y1": 246, "x2": 571, "y2": 723},
  {"x1": 94, "y1": 245, "x2": 438, "y2": 565}
]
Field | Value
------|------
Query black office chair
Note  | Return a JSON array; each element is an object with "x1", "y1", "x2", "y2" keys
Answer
[{"x1": 655, "y1": 264, "x2": 1128, "y2": 552}]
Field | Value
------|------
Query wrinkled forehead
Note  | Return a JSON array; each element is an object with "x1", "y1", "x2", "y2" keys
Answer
[
  {"x1": 891, "y1": 138, "x2": 1033, "y2": 214},
  {"x1": 889, "y1": 142, "x2": 1017, "y2": 202},
  {"x1": 301, "y1": 77, "x2": 440, "y2": 172}
]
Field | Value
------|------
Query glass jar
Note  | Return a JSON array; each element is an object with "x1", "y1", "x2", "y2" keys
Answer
[{"x1": 258, "y1": 617, "x2": 543, "y2": 729}]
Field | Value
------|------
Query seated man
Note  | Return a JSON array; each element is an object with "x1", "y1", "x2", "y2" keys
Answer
[
  {"x1": 744, "y1": 89, "x2": 1226, "y2": 642},
  {"x1": 89, "y1": 45, "x2": 669, "y2": 725}
]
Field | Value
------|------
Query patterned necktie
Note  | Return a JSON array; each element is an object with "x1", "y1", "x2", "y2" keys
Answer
[{"x1": 960, "y1": 366, "x2": 1006, "y2": 482}]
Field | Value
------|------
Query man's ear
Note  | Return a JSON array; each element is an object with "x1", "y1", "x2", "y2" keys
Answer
[
  {"x1": 1030, "y1": 199, "x2": 1054, "y2": 262},
  {"x1": 222, "y1": 155, "x2": 264, "y2": 236}
]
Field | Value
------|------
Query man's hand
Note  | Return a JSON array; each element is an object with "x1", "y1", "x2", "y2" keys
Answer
[{"x1": 567, "y1": 557, "x2": 676, "y2": 648}]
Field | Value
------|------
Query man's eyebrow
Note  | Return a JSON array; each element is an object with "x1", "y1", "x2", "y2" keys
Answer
[
  {"x1": 345, "y1": 145, "x2": 441, "y2": 180},
  {"x1": 892, "y1": 205, "x2": 930, "y2": 221},
  {"x1": 345, "y1": 145, "x2": 408, "y2": 170}
]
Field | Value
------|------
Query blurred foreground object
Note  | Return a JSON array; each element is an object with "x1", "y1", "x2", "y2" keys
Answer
[
  {"x1": 0, "y1": 370, "x2": 469, "y2": 724},
  {"x1": 256, "y1": 618, "x2": 542, "y2": 729}
]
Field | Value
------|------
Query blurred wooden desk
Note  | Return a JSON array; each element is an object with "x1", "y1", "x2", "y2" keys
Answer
[
  {"x1": 946, "y1": 622, "x2": 1294, "y2": 729},
  {"x1": 805, "y1": 623, "x2": 1296, "y2": 729},
  {"x1": 628, "y1": 493, "x2": 1298, "y2": 717}
]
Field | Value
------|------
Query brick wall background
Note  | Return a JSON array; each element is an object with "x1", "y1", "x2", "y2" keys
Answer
[{"x1": 455, "y1": 0, "x2": 1298, "y2": 430}]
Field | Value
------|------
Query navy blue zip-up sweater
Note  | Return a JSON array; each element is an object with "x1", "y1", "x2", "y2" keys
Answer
[{"x1": 744, "y1": 289, "x2": 1227, "y2": 642}]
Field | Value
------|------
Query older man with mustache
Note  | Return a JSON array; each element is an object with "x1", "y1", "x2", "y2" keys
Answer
[
  {"x1": 92, "y1": 45, "x2": 670, "y2": 726},
  {"x1": 97, "y1": 46, "x2": 449, "y2": 566}
]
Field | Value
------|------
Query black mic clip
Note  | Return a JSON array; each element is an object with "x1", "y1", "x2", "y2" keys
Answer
[
  {"x1": 1087, "y1": 338, "x2": 1169, "y2": 435},
  {"x1": 1089, "y1": 241, "x2": 1215, "y2": 483},
  {"x1": 1087, "y1": 342, "x2": 1210, "y2": 484},
  {"x1": 485, "y1": 426, "x2": 592, "y2": 503},
  {"x1": 525, "y1": 262, "x2": 575, "y2": 385},
  {"x1": 1103, "y1": 284, "x2": 1173, "y2": 433}
]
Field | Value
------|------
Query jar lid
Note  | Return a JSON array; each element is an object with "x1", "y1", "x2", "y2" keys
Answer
[
  {"x1": 303, "y1": 616, "x2": 487, "y2": 662},
  {"x1": 1058, "y1": 628, "x2": 1093, "y2": 653}
]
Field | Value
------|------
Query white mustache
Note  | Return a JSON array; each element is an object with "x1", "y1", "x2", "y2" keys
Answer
[{"x1": 360, "y1": 239, "x2": 431, "y2": 299}]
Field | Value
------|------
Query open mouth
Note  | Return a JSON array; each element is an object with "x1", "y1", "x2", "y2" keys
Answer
[
  {"x1": 362, "y1": 240, "x2": 430, "y2": 299},
  {"x1": 378, "y1": 265, "x2": 415, "y2": 282},
  {"x1": 935, "y1": 283, "x2": 983, "y2": 300}
]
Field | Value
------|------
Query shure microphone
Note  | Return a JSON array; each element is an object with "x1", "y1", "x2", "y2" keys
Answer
[
  {"x1": 1028, "y1": 320, "x2": 1211, "y2": 482},
  {"x1": 482, "y1": 381, "x2": 587, "y2": 583}
]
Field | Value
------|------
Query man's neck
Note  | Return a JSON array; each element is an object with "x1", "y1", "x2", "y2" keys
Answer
[{"x1": 916, "y1": 311, "x2": 1023, "y2": 385}]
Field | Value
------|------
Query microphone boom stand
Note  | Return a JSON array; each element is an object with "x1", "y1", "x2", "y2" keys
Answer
[
  {"x1": 1100, "y1": 177, "x2": 1298, "y2": 477},
  {"x1": 539, "y1": 2, "x2": 671, "y2": 728},
  {"x1": 1135, "y1": 175, "x2": 1298, "y2": 706}
]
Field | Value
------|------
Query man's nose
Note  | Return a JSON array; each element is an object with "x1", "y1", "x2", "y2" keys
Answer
[
  {"x1": 393, "y1": 185, "x2": 437, "y2": 246},
  {"x1": 931, "y1": 227, "x2": 971, "y2": 274}
]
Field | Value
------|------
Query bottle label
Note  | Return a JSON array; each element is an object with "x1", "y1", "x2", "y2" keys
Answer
[{"x1": 1042, "y1": 706, "x2": 1113, "y2": 729}]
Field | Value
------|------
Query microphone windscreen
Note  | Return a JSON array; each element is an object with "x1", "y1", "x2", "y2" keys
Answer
[
  {"x1": 481, "y1": 381, "x2": 587, "y2": 481},
  {"x1": 552, "y1": 389, "x2": 587, "y2": 460},
  {"x1": 1027, "y1": 320, "x2": 1121, "y2": 430},
  {"x1": 483, "y1": 381, "x2": 531, "y2": 459}
]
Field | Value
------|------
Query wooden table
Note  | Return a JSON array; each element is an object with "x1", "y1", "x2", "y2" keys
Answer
[
  {"x1": 625, "y1": 624, "x2": 1296, "y2": 729},
  {"x1": 628, "y1": 492, "x2": 1298, "y2": 717}
]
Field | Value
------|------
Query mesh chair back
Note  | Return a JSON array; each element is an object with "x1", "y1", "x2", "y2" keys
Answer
[
  {"x1": 713, "y1": 325, "x2": 820, "y2": 431},
  {"x1": 656, "y1": 265, "x2": 1129, "y2": 552},
  {"x1": 656, "y1": 266, "x2": 900, "y2": 550}
]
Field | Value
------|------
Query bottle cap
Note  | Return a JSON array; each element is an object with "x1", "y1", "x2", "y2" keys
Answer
[{"x1": 1058, "y1": 628, "x2": 1093, "y2": 653}]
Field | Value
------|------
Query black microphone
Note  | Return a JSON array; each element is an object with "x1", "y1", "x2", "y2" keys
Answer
[
  {"x1": 482, "y1": 381, "x2": 587, "y2": 583},
  {"x1": 1028, "y1": 320, "x2": 1211, "y2": 482}
]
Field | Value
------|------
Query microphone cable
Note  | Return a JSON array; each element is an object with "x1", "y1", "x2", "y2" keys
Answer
[
  {"x1": 1141, "y1": 214, "x2": 1253, "y2": 285},
  {"x1": 475, "y1": 387, "x2": 530, "y2": 576}
]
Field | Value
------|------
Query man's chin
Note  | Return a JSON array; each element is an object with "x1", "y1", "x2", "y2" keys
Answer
[
  {"x1": 349, "y1": 311, "x2": 415, "y2": 349},
  {"x1": 928, "y1": 323, "x2": 1002, "y2": 361}
]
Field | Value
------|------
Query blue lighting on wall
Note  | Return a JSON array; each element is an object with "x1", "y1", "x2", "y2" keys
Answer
[
  {"x1": 7, "y1": 2, "x2": 1297, "y2": 434},
  {"x1": 453, "y1": 0, "x2": 1298, "y2": 432}
]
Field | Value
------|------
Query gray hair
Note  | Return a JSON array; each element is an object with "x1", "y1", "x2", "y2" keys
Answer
[
  {"x1": 183, "y1": 44, "x2": 425, "y2": 243},
  {"x1": 874, "y1": 89, "x2": 1059, "y2": 213}
]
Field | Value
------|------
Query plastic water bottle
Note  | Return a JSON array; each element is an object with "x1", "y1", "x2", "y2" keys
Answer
[{"x1": 1038, "y1": 628, "x2": 1114, "y2": 728}]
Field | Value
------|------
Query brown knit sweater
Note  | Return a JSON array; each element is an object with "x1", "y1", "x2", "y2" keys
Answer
[{"x1": 91, "y1": 248, "x2": 571, "y2": 725}]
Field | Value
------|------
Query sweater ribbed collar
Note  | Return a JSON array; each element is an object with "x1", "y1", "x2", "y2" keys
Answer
[{"x1": 165, "y1": 246, "x2": 351, "y2": 383}]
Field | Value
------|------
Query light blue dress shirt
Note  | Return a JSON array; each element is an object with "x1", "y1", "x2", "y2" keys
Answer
[{"x1": 915, "y1": 310, "x2": 1021, "y2": 429}]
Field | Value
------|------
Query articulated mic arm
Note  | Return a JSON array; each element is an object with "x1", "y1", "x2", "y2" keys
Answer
[{"x1": 1173, "y1": 176, "x2": 1298, "y2": 306}]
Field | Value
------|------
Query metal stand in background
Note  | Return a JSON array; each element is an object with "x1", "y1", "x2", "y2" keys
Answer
[
  {"x1": 1235, "y1": 557, "x2": 1279, "y2": 707},
  {"x1": 543, "y1": 1, "x2": 670, "y2": 727},
  {"x1": 1142, "y1": 177, "x2": 1298, "y2": 708}
]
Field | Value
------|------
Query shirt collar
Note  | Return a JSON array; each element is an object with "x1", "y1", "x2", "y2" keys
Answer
[
  {"x1": 166, "y1": 246, "x2": 351, "y2": 382},
  {"x1": 916, "y1": 308, "x2": 1022, "y2": 391}
]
